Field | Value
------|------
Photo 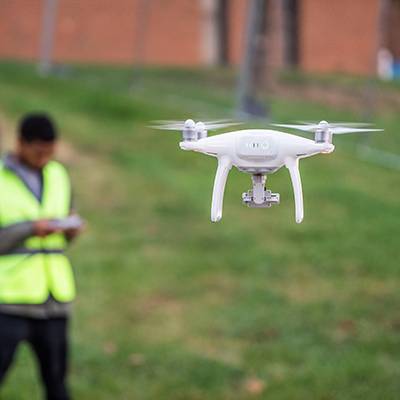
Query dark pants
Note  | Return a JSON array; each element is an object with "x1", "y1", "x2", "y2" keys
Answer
[{"x1": 0, "y1": 313, "x2": 70, "y2": 400}]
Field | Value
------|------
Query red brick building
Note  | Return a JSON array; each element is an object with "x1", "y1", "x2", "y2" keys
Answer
[{"x1": 0, "y1": 0, "x2": 399, "y2": 76}]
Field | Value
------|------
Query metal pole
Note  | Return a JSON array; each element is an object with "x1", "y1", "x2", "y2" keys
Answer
[
  {"x1": 236, "y1": 0, "x2": 268, "y2": 119},
  {"x1": 38, "y1": 0, "x2": 59, "y2": 76}
]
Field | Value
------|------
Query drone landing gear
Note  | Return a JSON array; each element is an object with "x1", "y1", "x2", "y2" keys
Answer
[{"x1": 242, "y1": 174, "x2": 280, "y2": 208}]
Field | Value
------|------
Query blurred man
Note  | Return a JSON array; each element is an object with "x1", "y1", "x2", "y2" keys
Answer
[{"x1": 0, "y1": 114, "x2": 82, "y2": 400}]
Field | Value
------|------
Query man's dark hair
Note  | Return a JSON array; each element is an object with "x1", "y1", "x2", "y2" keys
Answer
[{"x1": 18, "y1": 113, "x2": 58, "y2": 142}]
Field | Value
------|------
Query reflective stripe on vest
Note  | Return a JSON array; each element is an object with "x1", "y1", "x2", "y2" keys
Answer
[{"x1": 0, "y1": 160, "x2": 76, "y2": 304}]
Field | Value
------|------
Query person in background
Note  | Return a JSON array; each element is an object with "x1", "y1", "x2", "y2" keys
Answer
[{"x1": 0, "y1": 113, "x2": 83, "y2": 400}]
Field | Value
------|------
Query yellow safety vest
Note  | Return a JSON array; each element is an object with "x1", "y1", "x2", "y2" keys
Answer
[{"x1": 0, "y1": 160, "x2": 76, "y2": 304}]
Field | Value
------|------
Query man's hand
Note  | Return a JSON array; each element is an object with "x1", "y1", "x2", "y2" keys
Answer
[
  {"x1": 33, "y1": 220, "x2": 61, "y2": 237},
  {"x1": 64, "y1": 213, "x2": 85, "y2": 241},
  {"x1": 64, "y1": 226, "x2": 84, "y2": 241}
]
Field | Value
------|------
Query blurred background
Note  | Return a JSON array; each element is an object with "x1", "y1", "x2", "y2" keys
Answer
[{"x1": 0, "y1": 0, "x2": 399, "y2": 399}]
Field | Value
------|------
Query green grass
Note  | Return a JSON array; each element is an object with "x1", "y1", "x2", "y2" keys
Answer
[
  {"x1": 279, "y1": 67, "x2": 400, "y2": 92},
  {"x1": 0, "y1": 61, "x2": 399, "y2": 399}
]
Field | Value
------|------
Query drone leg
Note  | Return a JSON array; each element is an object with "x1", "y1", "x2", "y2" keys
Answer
[
  {"x1": 285, "y1": 157, "x2": 304, "y2": 223},
  {"x1": 211, "y1": 156, "x2": 232, "y2": 222}
]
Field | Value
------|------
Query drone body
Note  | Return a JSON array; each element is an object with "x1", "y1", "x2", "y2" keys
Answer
[
  {"x1": 152, "y1": 119, "x2": 381, "y2": 223},
  {"x1": 180, "y1": 129, "x2": 334, "y2": 223}
]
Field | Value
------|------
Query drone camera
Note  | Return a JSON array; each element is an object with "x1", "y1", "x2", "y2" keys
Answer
[
  {"x1": 242, "y1": 190, "x2": 280, "y2": 208},
  {"x1": 242, "y1": 174, "x2": 280, "y2": 208}
]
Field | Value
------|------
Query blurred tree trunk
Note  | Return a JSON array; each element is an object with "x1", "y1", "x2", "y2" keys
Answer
[
  {"x1": 236, "y1": 0, "x2": 268, "y2": 118},
  {"x1": 282, "y1": 0, "x2": 298, "y2": 68},
  {"x1": 216, "y1": 0, "x2": 229, "y2": 65}
]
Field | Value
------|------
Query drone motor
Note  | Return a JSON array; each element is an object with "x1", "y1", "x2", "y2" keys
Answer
[
  {"x1": 150, "y1": 119, "x2": 241, "y2": 142},
  {"x1": 314, "y1": 120, "x2": 332, "y2": 144},
  {"x1": 195, "y1": 121, "x2": 207, "y2": 140},
  {"x1": 272, "y1": 121, "x2": 382, "y2": 146},
  {"x1": 182, "y1": 119, "x2": 197, "y2": 141}
]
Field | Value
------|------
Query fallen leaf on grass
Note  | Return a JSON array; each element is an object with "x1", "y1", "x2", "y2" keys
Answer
[{"x1": 243, "y1": 377, "x2": 266, "y2": 395}]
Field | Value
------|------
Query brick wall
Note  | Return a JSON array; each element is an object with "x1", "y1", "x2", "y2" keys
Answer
[
  {"x1": 0, "y1": 0, "x2": 391, "y2": 76},
  {"x1": 0, "y1": 0, "x2": 284, "y2": 68},
  {"x1": 0, "y1": 0, "x2": 203, "y2": 66},
  {"x1": 299, "y1": 0, "x2": 381, "y2": 75},
  {"x1": 0, "y1": 0, "x2": 43, "y2": 60},
  {"x1": 228, "y1": 0, "x2": 248, "y2": 65}
]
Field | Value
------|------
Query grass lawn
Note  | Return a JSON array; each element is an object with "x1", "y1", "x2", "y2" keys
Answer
[{"x1": 0, "y1": 61, "x2": 399, "y2": 399}]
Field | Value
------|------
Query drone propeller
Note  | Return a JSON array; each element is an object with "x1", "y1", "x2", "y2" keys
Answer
[
  {"x1": 295, "y1": 120, "x2": 373, "y2": 128},
  {"x1": 150, "y1": 119, "x2": 242, "y2": 132},
  {"x1": 272, "y1": 121, "x2": 383, "y2": 135},
  {"x1": 150, "y1": 119, "x2": 242, "y2": 141}
]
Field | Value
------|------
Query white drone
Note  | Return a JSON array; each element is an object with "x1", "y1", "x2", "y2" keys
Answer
[{"x1": 152, "y1": 119, "x2": 382, "y2": 223}]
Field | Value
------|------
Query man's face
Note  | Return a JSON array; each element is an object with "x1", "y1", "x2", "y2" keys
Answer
[{"x1": 17, "y1": 139, "x2": 57, "y2": 169}]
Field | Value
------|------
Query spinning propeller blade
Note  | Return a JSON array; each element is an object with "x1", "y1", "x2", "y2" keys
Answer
[
  {"x1": 329, "y1": 127, "x2": 383, "y2": 134},
  {"x1": 272, "y1": 122, "x2": 383, "y2": 135},
  {"x1": 150, "y1": 124, "x2": 188, "y2": 130},
  {"x1": 149, "y1": 119, "x2": 242, "y2": 131},
  {"x1": 272, "y1": 123, "x2": 317, "y2": 132},
  {"x1": 295, "y1": 121, "x2": 373, "y2": 128}
]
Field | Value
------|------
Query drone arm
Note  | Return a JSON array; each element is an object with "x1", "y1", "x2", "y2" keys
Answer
[
  {"x1": 285, "y1": 157, "x2": 304, "y2": 224},
  {"x1": 211, "y1": 156, "x2": 232, "y2": 222}
]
